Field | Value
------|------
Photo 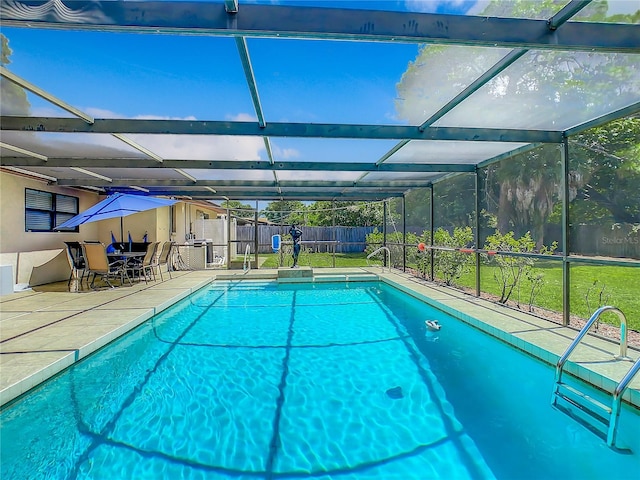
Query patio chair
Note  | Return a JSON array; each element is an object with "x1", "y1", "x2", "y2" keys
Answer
[
  {"x1": 81, "y1": 242, "x2": 131, "y2": 289},
  {"x1": 129, "y1": 241, "x2": 160, "y2": 284},
  {"x1": 154, "y1": 241, "x2": 175, "y2": 281},
  {"x1": 64, "y1": 241, "x2": 86, "y2": 289}
]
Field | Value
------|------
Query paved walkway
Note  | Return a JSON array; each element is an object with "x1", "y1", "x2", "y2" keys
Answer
[{"x1": 1, "y1": 268, "x2": 638, "y2": 410}]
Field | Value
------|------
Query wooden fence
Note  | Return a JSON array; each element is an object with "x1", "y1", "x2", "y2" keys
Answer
[{"x1": 236, "y1": 226, "x2": 378, "y2": 253}]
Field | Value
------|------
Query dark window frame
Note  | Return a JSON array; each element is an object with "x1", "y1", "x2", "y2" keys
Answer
[
  {"x1": 25, "y1": 188, "x2": 79, "y2": 233},
  {"x1": 170, "y1": 204, "x2": 177, "y2": 234}
]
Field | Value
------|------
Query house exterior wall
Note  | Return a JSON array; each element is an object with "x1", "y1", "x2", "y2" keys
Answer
[
  {"x1": 0, "y1": 171, "x2": 101, "y2": 285},
  {"x1": 0, "y1": 171, "x2": 174, "y2": 286},
  {"x1": 0, "y1": 170, "x2": 100, "y2": 254},
  {"x1": 100, "y1": 209, "x2": 161, "y2": 244},
  {"x1": 0, "y1": 170, "x2": 232, "y2": 286},
  {"x1": 180, "y1": 203, "x2": 225, "y2": 243}
]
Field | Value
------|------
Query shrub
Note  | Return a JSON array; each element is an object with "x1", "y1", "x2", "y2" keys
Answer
[
  {"x1": 484, "y1": 230, "x2": 557, "y2": 304},
  {"x1": 433, "y1": 227, "x2": 474, "y2": 286}
]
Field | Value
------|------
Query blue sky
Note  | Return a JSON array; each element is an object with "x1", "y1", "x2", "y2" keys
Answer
[
  {"x1": 3, "y1": 0, "x2": 637, "y2": 126},
  {"x1": 1, "y1": 0, "x2": 638, "y2": 210},
  {"x1": 1, "y1": 0, "x2": 488, "y2": 123},
  {"x1": 4, "y1": 0, "x2": 638, "y2": 120},
  {"x1": 2, "y1": 1, "x2": 430, "y2": 168}
]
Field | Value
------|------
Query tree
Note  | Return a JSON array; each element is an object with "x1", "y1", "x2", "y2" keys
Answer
[
  {"x1": 395, "y1": 1, "x2": 639, "y2": 249},
  {"x1": 305, "y1": 201, "x2": 383, "y2": 227},
  {"x1": 433, "y1": 226, "x2": 474, "y2": 286},
  {"x1": 483, "y1": 144, "x2": 562, "y2": 248},
  {"x1": 569, "y1": 116, "x2": 640, "y2": 224},
  {"x1": 261, "y1": 201, "x2": 306, "y2": 225},
  {"x1": 484, "y1": 230, "x2": 557, "y2": 304},
  {"x1": 0, "y1": 34, "x2": 30, "y2": 115},
  {"x1": 433, "y1": 174, "x2": 476, "y2": 231},
  {"x1": 221, "y1": 200, "x2": 254, "y2": 219},
  {"x1": 404, "y1": 187, "x2": 431, "y2": 234}
]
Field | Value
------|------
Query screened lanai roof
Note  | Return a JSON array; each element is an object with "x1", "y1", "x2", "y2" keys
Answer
[{"x1": 1, "y1": 0, "x2": 639, "y2": 202}]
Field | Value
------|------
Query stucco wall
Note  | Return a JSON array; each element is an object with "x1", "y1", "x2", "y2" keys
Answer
[
  {"x1": 0, "y1": 170, "x2": 100, "y2": 254},
  {"x1": 0, "y1": 249, "x2": 69, "y2": 285},
  {"x1": 0, "y1": 171, "x2": 228, "y2": 287},
  {"x1": 0, "y1": 171, "x2": 169, "y2": 286}
]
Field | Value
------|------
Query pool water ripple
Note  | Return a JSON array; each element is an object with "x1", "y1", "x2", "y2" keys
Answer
[{"x1": 1, "y1": 281, "x2": 638, "y2": 479}]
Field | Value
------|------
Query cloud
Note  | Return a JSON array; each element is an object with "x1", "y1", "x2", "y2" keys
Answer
[
  {"x1": 227, "y1": 112, "x2": 257, "y2": 122},
  {"x1": 126, "y1": 131, "x2": 265, "y2": 161},
  {"x1": 272, "y1": 145, "x2": 300, "y2": 160},
  {"x1": 84, "y1": 107, "x2": 122, "y2": 119},
  {"x1": 31, "y1": 105, "x2": 72, "y2": 117},
  {"x1": 58, "y1": 108, "x2": 267, "y2": 161}
]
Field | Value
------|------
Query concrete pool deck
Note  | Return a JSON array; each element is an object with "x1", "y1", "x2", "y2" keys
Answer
[{"x1": 1, "y1": 267, "x2": 638, "y2": 411}]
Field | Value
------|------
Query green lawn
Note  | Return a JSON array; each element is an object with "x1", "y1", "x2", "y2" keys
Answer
[
  {"x1": 259, "y1": 252, "x2": 369, "y2": 268},
  {"x1": 260, "y1": 251, "x2": 640, "y2": 331},
  {"x1": 457, "y1": 261, "x2": 640, "y2": 331}
]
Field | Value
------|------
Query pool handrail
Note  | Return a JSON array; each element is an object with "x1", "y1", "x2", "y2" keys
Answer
[
  {"x1": 552, "y1": 305, "x2": 639, "y2": 449},
  {"x1": 243, "y1": 244, "x2": 251, "y2": 271},
  {"x1": 367, "y1": 246, "x2": 390, "y2": 272},
  {"x1": 555, "y1": 306, "x2": 629, "y2": 386},
  {"x1": 608, "y1": 357, "x2": 640, "y2": 446}
]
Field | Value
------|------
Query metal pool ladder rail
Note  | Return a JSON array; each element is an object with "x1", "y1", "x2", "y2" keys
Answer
[
  {"x1": 243, "y1": 244, "x2": 251, "y2": 271},
  {"x1": 551, "y1": 306, "x2": 640, "y2": 450},
  {"x1": 367, "y1": 246, "x2": 391, "y2": 272}
]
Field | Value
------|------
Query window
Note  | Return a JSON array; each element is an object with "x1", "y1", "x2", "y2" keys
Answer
[
  {"x1": 25, "y1": 188, "x2": 79, "y2": 232},
  {"x1": 170, "y1": 205, "x2": 177, "y2": 234}
]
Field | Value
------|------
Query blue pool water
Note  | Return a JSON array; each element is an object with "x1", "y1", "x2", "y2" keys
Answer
[{"x1": 1, "y1": 281, "x2": 639, "y2": 479}]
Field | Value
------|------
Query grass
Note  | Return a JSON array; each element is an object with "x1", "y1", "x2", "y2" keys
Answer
[
  {"x1": 260, "y1": 251, "x2": 640, "y2": 331},
  {"x1": 259, "y1": 252, "x2": 369, "y2": 268},
  {"x1": 455, "y1": 261, "x2": 640, "y2": 331}
]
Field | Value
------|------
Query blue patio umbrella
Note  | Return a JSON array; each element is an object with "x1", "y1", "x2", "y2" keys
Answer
[{"x1": 55, "y1": 193, "x2": 177, "y2": 242}]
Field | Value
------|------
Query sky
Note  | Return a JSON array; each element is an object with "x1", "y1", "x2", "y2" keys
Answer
[
  {"x1": 1, "y1": 0, "x2": 638, "y2": 211},
  {"x1": 3, "y1": 0, "x2": 637, "y2": 135}
]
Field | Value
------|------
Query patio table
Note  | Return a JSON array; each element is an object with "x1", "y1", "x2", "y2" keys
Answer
[
  {"x1": 107, "y1": 252, "x2": 146, "y2": 263},
  {"x1": 107, "y1": 252, "x2": 146, "y2": 279}
]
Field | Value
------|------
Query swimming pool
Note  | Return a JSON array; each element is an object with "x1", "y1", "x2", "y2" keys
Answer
[{"x1": 1, "y1": 280, "x2": 638, "y2": 479}]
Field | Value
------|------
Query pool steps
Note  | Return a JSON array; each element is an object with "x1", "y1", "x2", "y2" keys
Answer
[
  {"x1": 552, "y1": 383, "x2": 634, "y2": 452},
  {"x1": 273, "y1": 267, "x2": 379, "y2": 284},
  {"x1": 554, "y1": 383, "x2": 611, "y2": 425},
  {"x1": 312, "y1": 273, "x2": 379, "y2": 283}
]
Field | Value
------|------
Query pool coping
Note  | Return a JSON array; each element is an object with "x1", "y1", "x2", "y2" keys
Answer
[
  {"x1": 1, "y1": 267, "x2": 638, "y2": 410},
  {"x1": 373, "y1": 270, "x2": 640, "y2": 409}
]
